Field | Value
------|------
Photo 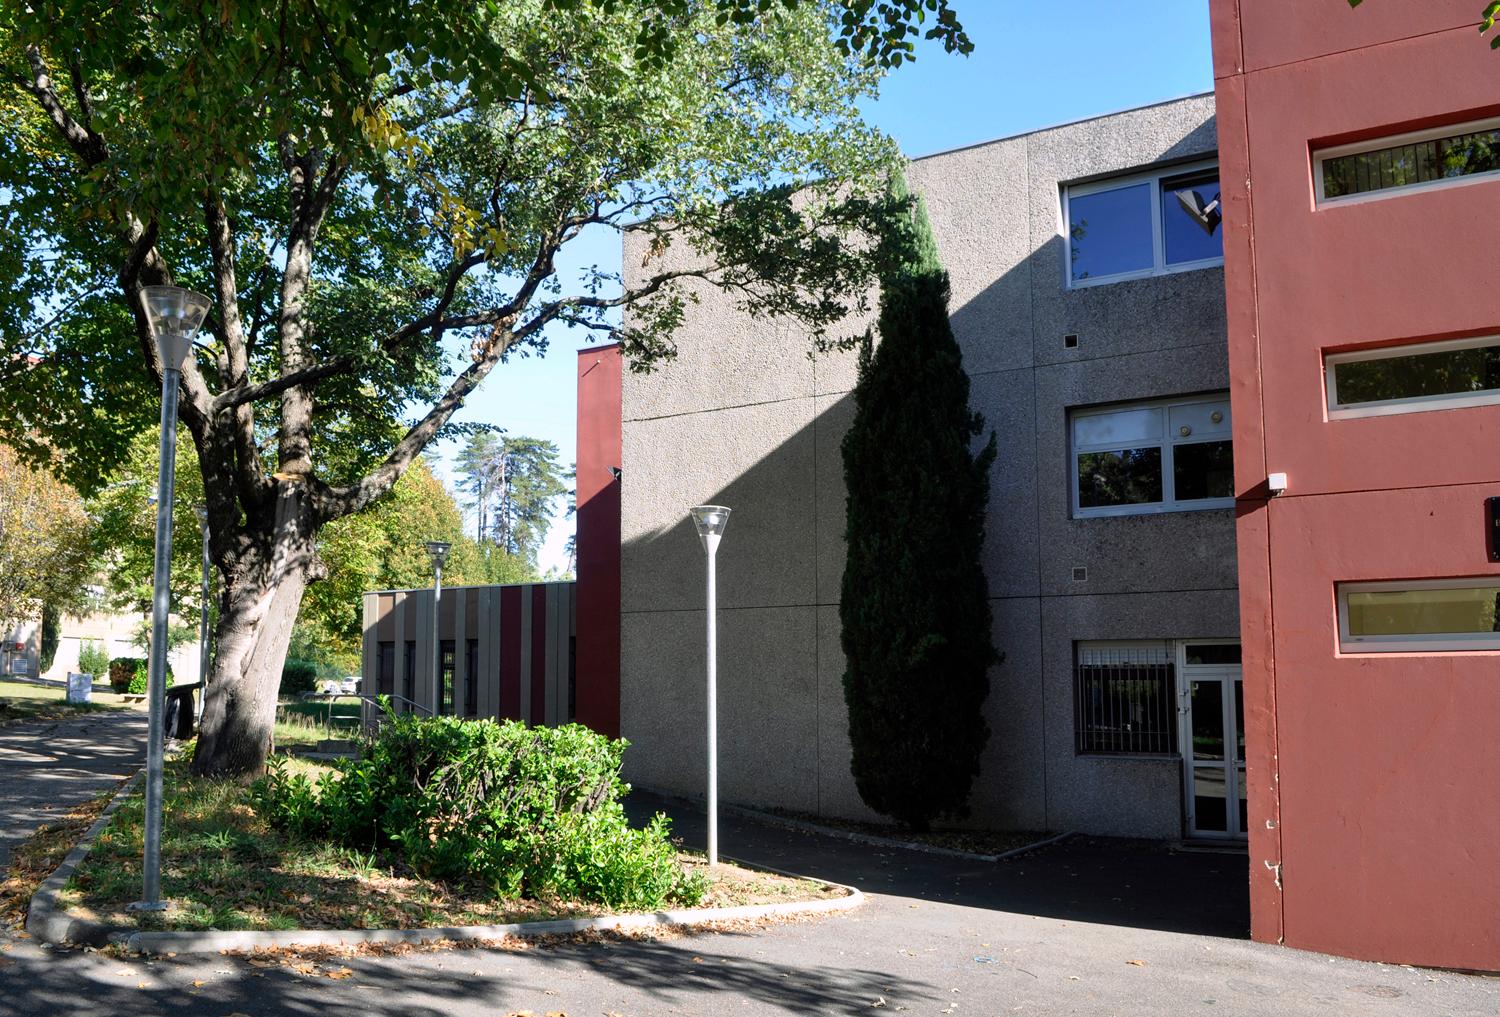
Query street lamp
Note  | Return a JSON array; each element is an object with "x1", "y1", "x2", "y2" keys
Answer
[
  {"x1": 193, "y1": 505, "x2": 211, "y2": 726},
  {"x1": 131, "y1": 284, "x2": 210, "y2": 913},
  {"x1": 425, "y1": 541, "x2": 451, "y2": 716},
  {"x1": 689, "y1": 505, "x2": 731, "y2": 866}
]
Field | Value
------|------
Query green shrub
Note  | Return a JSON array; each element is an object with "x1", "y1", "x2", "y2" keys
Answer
[
  {"x1": 280, "y1": 659, "x2": 319, "y2": 696},
  {"x1": 252, "y1": 712, "x2": 704, "y2": 910},
  {"x1": 77, "y1": 640, "x2": 110, "y2": 680},
  {"x1": 127, "y1": 661, "x2": 149, "y2": 695}
]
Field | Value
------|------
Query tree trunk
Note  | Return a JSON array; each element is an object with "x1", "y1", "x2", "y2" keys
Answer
[{"x1": 191, "y1": 485, "x2": 317, "y2": 780}]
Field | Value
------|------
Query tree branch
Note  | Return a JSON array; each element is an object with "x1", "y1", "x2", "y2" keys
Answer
[{"x1": 212, "y1": 357, "x2": 356, "y2": 414}]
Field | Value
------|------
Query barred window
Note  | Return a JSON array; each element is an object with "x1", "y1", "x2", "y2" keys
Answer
[
  {"x1": 1074, "y1": 642, "x2": 1178, "y2": 755},
  {"x1": 464, "y1": 638, "x2": 479, "y2": 717},
  {"x1": 1317, "y1": 117, "x2": 1500, "y2": 203}
]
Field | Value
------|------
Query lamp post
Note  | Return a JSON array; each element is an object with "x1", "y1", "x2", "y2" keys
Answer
[
  {"x1": 425, "y1": 541, "x2": 451, "y2": 716},
  {"x1": 689, "y1": 505, "x2": 731, "y2": 866},
  {"x1": 193, "y1": 505, "x2": 211, "y2": 725},
  {"x1": 130, "y1": 285, "x2": 211, "y2": 913}
]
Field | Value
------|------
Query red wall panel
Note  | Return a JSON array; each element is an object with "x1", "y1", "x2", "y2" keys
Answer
[{"x1": 574, "y1": 345, "x2": 622, "y2": 737}]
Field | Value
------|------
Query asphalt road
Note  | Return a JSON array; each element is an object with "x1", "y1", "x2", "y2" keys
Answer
[
  {"x1": 0, "y1": 728, "x2": 1495, "y2": 1016},
  {"x1": 0, "y1": 712, "x2": 147, "y2": 869}
]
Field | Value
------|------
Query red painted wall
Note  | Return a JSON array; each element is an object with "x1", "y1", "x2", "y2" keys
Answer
[
  {"x1": 574, "y1": 344, "x2": 622, "y2": 737},
  {"x1": 1212, "y1": 0, "x2": 1500, "y2": 970}
]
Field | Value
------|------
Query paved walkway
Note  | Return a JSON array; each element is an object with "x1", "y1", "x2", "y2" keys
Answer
[
  {"x1": 0, "y1": 712, "x2": 147, "y2": 868},
  {"x1": 0, "y1": 758, "x2": 1495, "y2": 1015}
]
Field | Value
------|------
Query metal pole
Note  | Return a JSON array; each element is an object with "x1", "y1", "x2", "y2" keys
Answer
[
  {"x1": 196, "y1": 509, "x2": 211, "y2": 725},
  {"x1": 706, "y1": 540, "x2": 718, "y2": 866},
  {"x1": 133, "y1": 365, "x2": 179, "y2": 912},
  {"x1": 431, "y1": 561, "x2": 443, "y2": 715}
]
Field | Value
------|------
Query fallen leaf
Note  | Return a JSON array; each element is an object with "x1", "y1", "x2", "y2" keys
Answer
[
  {"x1": 191, "y1": 980, "x2": 206, "y2": 988},
  {"x1": 137, "y1": 983, "x2": 147, "y2": 989},
  {"x1": 870, "y1": 997, "x2": 886, "y2": 1008},
  {"x1": 326, "y1": 967, "x2": 354, "y2": 980},
  {"x1": 1125, "y1": 959, "x2": 1147, "y2": 967}
]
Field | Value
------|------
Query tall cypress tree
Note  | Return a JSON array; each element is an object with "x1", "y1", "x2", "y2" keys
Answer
[{"x1": 839, "y1": 168, "x2": 998, "y2": 830}]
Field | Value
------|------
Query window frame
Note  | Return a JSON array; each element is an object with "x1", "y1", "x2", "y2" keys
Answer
[
  {"x1": 1314, "y1": 115, "x2": 1500, "y2": 208},
  {"x1": 1073, "y1": 640, "x2": 1179, "y2": 758},
  {"x1": 1063, "y1": 158, "x2": 1224, "y2": 289},
  {"x1": 1325, "y1": 334, "x2": 1500, "y2": 419},
  {"x1": 1337, "y1": 577, "x2": 1500, "y2": 653},
  {"x1": 1071, "y1": 393, "x2": 1235, "y2": 519}
]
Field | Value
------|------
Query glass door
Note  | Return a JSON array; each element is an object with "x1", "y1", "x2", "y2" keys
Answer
[{"x1": 1179, "y1": 642, "x2": 1246, "y2": 841}]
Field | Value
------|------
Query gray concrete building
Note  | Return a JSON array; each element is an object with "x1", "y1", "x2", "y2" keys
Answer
[{"x1": 616, "y1": 93, "x2": 1243, "y2": 840}]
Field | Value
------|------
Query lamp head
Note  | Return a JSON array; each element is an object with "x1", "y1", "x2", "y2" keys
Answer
[
  {"x1": 689, "y1": 505, "x2": 730, "y2": 553},
  {"x1": 140, "y1": 286, "x2": 212, "y2": 370},
  {"x1": 425, "y1": 540, "x2": 452, "y2": 568},
  {"x1": 1174, "y1": 188, "x2": 1222, "y2": 236}
]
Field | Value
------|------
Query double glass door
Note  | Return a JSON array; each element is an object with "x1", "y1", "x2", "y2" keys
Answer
[{"x1": 1179, "y1": 642, "x2": 1246, "y2": 841}]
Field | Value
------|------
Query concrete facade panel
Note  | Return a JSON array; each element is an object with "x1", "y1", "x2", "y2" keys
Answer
[
  {"x1": 622, "y1": 397, "x2": 817, "y2": 614},
  {"x1": 621, "y1": 606, "x2": 819, "y2": 813},
  {"x1": 970, "y1": 368, "x2": 1041, "y2": 599}
]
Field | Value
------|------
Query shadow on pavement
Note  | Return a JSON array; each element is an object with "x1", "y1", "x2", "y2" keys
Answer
[
  {"x1": 0, "y1": 933, "x2": 939, "y2": 1017},
  {"x1": 627, "y1": 789, "x2": 1250, "y2": 940}
]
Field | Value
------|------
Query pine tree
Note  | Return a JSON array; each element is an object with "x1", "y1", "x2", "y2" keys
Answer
[{"x1": 839, "y1": 168, "x2": 998, "y2": 830}]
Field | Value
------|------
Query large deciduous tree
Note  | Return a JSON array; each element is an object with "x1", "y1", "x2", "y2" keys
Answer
[
  {"x1": 0, "y1": 0, "x2": 958, "y2": 778},
  {"x1": 0, "y1": 444, "x2": 93, "y2": 634},
  {"x1": 839, "y1": 170, "x2": 996, "y2": 830}
]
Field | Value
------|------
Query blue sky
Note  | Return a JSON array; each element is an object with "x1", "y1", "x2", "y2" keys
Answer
[{"x1": 429, "y1": 1, "x2": 1216, "y2": 573}]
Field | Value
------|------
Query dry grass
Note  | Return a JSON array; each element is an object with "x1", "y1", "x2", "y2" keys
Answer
[
  {"x1": 0, "y1": 680, "x2": 130, "y2": 728},
  {"x1": 0, "y1": 782, "x2": 122, "y2": 929},
  {"x1": 64, "y1": 757, "x2": 841, "y2": 934}
]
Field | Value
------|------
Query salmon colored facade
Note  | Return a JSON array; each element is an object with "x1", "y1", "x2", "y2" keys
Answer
[{"x1": 1212, "y1": 0, "x2": 1500, "y2": 969}]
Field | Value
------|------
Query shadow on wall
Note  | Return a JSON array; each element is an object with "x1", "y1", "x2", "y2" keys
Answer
[{"x1": 618, "y1": 107, "x2": 1233, "y2": 842}]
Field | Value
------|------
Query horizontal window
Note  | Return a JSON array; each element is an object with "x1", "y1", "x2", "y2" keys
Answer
[
  {"x1": 1065, "y1": 161, "x2": 1223, "y2": 287},
  {"x1": 1326, "y1": 335, "x2": 1500, "y2": 418},
  {"x1": 1316, "y1": 116, "x2": 1500, "y2": 205},
  {"x1": 1072, "y1": 395, "x2": 1234, "y2": 517},
  {"x1": 1074, "y1": 642, "x2": 1178, "y2": 755},
  {"x1": 1338, "y1": 579, "x2": 1500, "y2": 652}
]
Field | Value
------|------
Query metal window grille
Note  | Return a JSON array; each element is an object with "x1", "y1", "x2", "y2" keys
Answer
[
  {"x1": 464, "y1": 639, "x2": 478, "y2": 717},
  {"x1": 377, "y1": 642, "x2": 395, "y2": 696},
  {"x1": 1324, "y1": 126, "x2": 1500, "y2": 198},
  {"x1": 1074, "y1": 643, "x2": 1178, "y2": 755}
]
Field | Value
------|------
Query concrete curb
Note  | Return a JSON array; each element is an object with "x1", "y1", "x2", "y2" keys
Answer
[
  {"x1": 123, "y1": 884, "x2": 864, "y2": 955},
  {"x1": 24, "y1": 773, "x2": 863, "y2": 956},
  {"x1": 709, "y1": 798, "x2": 1075, "y2": 864},
  {"x1": 24, "y1": 769, "x2": 144, "y2": 948}
]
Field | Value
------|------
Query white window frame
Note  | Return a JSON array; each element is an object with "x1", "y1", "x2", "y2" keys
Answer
[
  {"x1": 1325, "y1": 334, "x2": 1500, "y2": 420},
  {"x1": 1313, "y1": 115, "x2": 1500, "y2": 209},
  {"x1": 1337, "y1": 578, "x2": 1500, "y2": 653},
  {"x1": 1071, "y1": 393, "x2": 1234, "y2": 519},
  {"x1": 1062, "y1": 159, "x2": 1224, "y2": 289}
]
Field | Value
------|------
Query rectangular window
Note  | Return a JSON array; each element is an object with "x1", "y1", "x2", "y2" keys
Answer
[
  {"x1": 1065, "y1": 160, "x2": 1223, "y2": 287},
  {"x1": 1326, "y1": 336, "x2": 1500, "y2": 418},
  {"x1": 1074, "y1": 642, "x2": 1178, "y2": 755},
  {"x1": 1072, "y1": 395, "x2": 1234, "y2": 517},
  {"x1": 377, "y1": 641, "x2": 395, "y2": 697},
  {"x1": 440, "y1": 640, "x2": 456, "y2": 715},
  {"x1": 1317, "y1": 116, "x2": 1500, "y2": 204},
  {"x1": 1339, "y1": 579, "x2": 1500, "y2": 652},
  {"x1": 464, "y1": 638, "x2": 479, "y2": 717},
  {"x1": 403, "y1": 640, "x2": 416, "y2": 705}
]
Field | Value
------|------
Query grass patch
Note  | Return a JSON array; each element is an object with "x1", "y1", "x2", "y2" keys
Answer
[
  {"x1": 0, "y1": 680, "x2": 131, "y2": 727},
  {"x1": 66, "y1": 756, "x2": 839, "y2": 933},
  {"x1": 0, "y1": 782, "x2": 122, "y2": 929},
  {"x1": 272, "y1": 697, "x2": 363, "y2": 748}
]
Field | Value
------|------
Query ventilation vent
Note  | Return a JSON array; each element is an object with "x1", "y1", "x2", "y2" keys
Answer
[
  {"x1": 1072, "y1": 566, "x2": 1088, "y2": 582},
  {"x1": 1063, "y1": 333, "x2": 1079, "y2": 349}
]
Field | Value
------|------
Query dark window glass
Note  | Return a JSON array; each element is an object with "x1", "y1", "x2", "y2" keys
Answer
[
  {"x1": 1190, "y1": 679, "x2": 1225, "y2": 761},
  {"x1": 1172, "y1": 440, "x2": 1234, "y2": 501},
  {"x1": 464, "y1": 639, "x2": 478, "y2": 717},
  {"x1": 1161, "y1": 171, "x2": 1223, "y2": 265},
  {"x1": 1073, "y1": 661, "x2": 1177, "y2": 755},
  {"x1": 440, "y1": 640, "x2": 455, "y2": 716},
  {"x1": 1077, "y1": 447, "x2": 1163, "y2": 508},
  {"x1": 1184, "y1": 643, "x2": 1242, "y2": 665},
  {"x1": 1068, "y1": 182, "x2": 1153, "y2": 282},
  {"x1": 1323, "y1": 126, "x2": 1500, "y2": 199},
  {"x1": 1194, "y1": 771, "x2": 1229, "y2": 833},
  {"x1": 403, "y1": 640, "x2": 416, "y2": 705},
  {"x1": 1332, "y1": 341, "x2": 1500, "y2": 408},
  {"x1": 377, "y1": 642, "x2": 395, "y2": 697}
]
